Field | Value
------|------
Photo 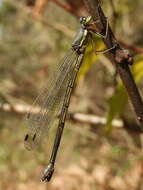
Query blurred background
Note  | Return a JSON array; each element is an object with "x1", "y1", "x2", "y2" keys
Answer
[{"x1": 0, "y1": 0, "x2": 143, "y2": 189}]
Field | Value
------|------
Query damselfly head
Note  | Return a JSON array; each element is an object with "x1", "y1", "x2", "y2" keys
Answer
[{"x1": 79, "y1": 16, "x2": 92, "y2": 26}]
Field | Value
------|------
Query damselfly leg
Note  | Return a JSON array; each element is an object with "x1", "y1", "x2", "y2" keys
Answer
[
  {"x1": 91, "y1": 17, "x2": 109, "y2": 39},
  {"x1": 88, "y1": 17, "x2": 117, "y2": 54}
]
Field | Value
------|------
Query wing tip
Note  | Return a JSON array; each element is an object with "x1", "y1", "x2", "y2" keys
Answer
[{"x1": 24, "y1": 133, "x2": 38, "y2": 151}]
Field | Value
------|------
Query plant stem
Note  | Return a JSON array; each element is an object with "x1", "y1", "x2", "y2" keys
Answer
[{"x1": 84, "y1": 0, "x2": 143, "y2": 129}]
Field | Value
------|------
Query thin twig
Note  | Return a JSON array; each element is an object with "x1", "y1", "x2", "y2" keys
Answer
[
  {"x1": 51, "y1": 0, "x2": 79, "y2": 18},
  {"x1": 5, "y1": 0, "x2": 73, "y2": 37},
  {"x1": 119, "y1": 40, "x2": 143, "y2": 55},
  {"x1": 0, "y1": 102, "x2": 123, "y2": 127},
  {"x1": 1, "y1": 102, "x2": 142, "y2": 132},
  {"x1": 83, "y1": 0, "x2": 143, "y2": 129}
]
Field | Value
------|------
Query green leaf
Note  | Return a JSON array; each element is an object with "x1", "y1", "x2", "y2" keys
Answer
[
  {"x1": 77, "y1": 42, "x2": 97, "y2": 81},
  {"x1": 104, "y1": 54, "x2": 143, "y2": 135},
  {"x1": 105, "y1": 85, "x2": 127, "y2": 134},
  {"x1": 132, "y1": 54, "x2": 143, "y2": 83},
  {"x1": 77, "y1": 38, "x2": 105, "y2": 81}
]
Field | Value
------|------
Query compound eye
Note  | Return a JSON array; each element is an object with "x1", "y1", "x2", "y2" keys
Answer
[
  {"x1": 83, "y1": 17, "x2": 86, "y2": 21},
  {"x1": 79, "y1": 16, "x2": 86, "y2": 24}
]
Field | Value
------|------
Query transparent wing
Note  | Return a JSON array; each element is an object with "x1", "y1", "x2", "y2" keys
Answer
[{"x1": 24, "y1": 49, "x2": 79, "y2": 150}]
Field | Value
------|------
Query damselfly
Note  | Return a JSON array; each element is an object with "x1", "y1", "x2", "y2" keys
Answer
[{"x1": 24, "y1": 16, "x2": 116, "y2": 182}]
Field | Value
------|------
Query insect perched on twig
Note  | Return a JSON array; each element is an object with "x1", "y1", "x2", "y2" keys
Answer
[{"x1": 24, "y1": 15, "x2": 116, "y2": 182}]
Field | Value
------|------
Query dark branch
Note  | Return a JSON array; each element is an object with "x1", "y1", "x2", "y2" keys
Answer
[{"x1": 83, "y1": 0, "x2": 143, "y2": 129}]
